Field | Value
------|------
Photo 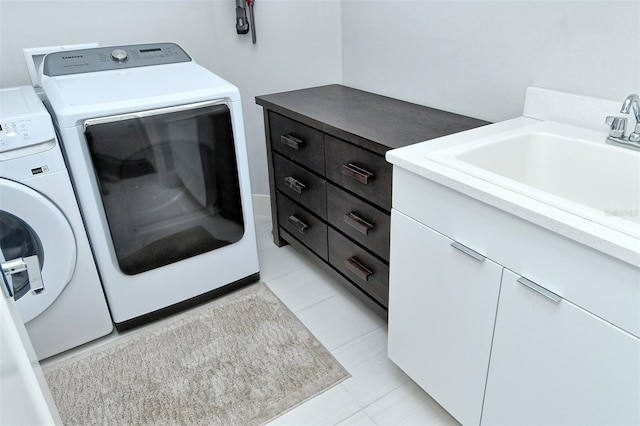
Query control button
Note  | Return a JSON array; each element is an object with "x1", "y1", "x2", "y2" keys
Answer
[{"x1": 111, "y1": 49, "x2": 128, "y2": 62}]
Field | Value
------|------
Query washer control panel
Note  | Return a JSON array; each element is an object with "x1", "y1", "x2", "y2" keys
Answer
[
  {"x1": 42, "y1": 43, "x2": 192, "y2": 76},
  {"x1": 0, "y1": 86, "x2": 56, "y2": 154},
  {"x1": 0, "y1": 115, "x2": 56, "y2": 153}
]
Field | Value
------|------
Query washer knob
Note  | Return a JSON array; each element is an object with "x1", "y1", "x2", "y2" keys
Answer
[{"x1": 111, "y1": 49, "x2": 128, "y2": 62}]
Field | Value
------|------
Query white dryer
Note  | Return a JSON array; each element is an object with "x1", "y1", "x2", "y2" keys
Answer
[
  {"x1": 40, "y1": 43, "x2": 260, "y2": 330},
  {"x1": 0, "y1": 86, "x2": 113, "y2": 360}
]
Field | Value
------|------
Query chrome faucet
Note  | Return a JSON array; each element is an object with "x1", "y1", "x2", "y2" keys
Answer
[
  {"x1": 605, "y1": 94, "x2": 640, "y2": 150},
  {"x1": 621, "y1": 94, "x2": 640, "y2": 124}
]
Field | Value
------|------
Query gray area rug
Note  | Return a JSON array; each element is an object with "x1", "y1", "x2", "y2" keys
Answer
[{"x1": 44, "y1": 283, "x2": 349, "y2": 425}]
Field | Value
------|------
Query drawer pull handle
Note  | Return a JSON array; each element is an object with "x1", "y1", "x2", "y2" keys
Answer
[
  {"x1": 281, "y1": 134, "x2": 304, "y2": 150},
  {"x1": 342, "y1": 163, "x2": 374, "y2": 184},
  {"x1": 517, "y1": 277, "x2": 562, "y2": 303},
  {"x1": 345, "y1": 257, "x2": 372, "y2": 282},
  {"x1": 450, "y1": 241, "x2": 486, "y2": 262},
  {"x1": 284, "y1": 176, "x2": 306, "y2": 194},
  {"x1": 287, "y1": 215, "x2": 309, "y2": 234},
  {"x1": 344, "y1": 212, "x2": 374, "y2": 235}
]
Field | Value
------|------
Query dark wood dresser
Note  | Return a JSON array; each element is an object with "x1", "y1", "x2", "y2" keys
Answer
[{"x1": 256, "y1": 85, "x2": 489, "y2": 318}]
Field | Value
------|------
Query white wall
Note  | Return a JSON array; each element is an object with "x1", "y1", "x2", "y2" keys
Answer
[
  {"x1": 0, "y1": 0, "x2": 342, "y2": 197},
  {"x1": 341, "y1": 0, "x2": 640, "y2": 123},
  {"x1": 210, "y1": 1, "x2": 342, "y2": 199},
  {"x1": 2, "y1": 1, "x2": 639, "y2": 198}
]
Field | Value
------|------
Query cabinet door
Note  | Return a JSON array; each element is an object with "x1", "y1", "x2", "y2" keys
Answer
[
  {"x1": 388, "y1": 210, "x2": 503, "y2": 425},
  {"x1": 482, "y1": 269, "x2": 640, "y2": 426}
]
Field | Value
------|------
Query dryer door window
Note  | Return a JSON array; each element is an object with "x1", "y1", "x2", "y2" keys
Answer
[
  {"x1": 0, "y1": 178, "x2": 76, "y2": 323},
  {"x1": 84, "y1": 102, "x2": 245, "y2": 275}
]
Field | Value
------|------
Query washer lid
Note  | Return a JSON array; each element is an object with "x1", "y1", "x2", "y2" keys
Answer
[{"x1": 0, "y1": 178, "x2": 76, "y2": 323}]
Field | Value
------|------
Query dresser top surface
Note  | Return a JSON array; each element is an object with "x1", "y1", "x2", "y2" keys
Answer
[{"x1": 256, "y1": 84, "x2": 490, "y2": 153}]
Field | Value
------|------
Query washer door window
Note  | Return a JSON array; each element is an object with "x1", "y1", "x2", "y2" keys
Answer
[
  {"x1": 0, "y1": 178, "x2": 76, "y2": 323},
  {"x1": 1, "y1": 212, "x2": 44, "y2": 300},
  {"x1": 84, "y1": 101, "x2": 245, "y2": 275}
]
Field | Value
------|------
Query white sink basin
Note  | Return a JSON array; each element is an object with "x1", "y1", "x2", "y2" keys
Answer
[{"x1": 426, "y1": 121, "x2": 640, "y2": 238}]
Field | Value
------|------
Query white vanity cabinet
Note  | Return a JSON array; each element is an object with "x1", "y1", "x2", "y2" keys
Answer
[
  {"x1": 388, "y1": 210, "x2": 502, "y2": 426},
  {"x1": 387, "y1": 168, "x2": 640, "y2": 425},
  {"x1": 483, "y1": 269, "x2": 640, "y2": 426}
]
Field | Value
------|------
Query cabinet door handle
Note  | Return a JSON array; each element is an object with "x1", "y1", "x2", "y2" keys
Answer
[
  {"x1": 344, "y1": 212, "x2": 374, "y2": 235},
  {"x1": 342, "y1": 163, "x2": 374, "y2": 184},
  {"x1": 345, "y1": 257, "x2": 373, "y2": 282},
  {"x1": 280, "y1": 134, "x2": 304, "y2": 150},
  {"x1": 450, "y1": 241, "x2": 486, "y2": 262},
  {"x1": 284, "y1": 176, "x2": 306, "y2": 194},
  {"x1": 287, "y1": 215, "x2": 309, "y2": 234},
  {"x1": 517, "y1": 277, "x2": 562, "y2": 303}
]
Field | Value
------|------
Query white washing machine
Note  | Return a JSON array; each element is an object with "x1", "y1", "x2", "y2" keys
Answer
[
  {"x1": 0, "y1": 86, "x2": 113, "y2": 360},
  {"x1": 40, "y1": 43, "x2": 260, "y2": 330}
]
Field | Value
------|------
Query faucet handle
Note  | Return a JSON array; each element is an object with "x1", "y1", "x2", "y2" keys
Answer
[
  {"x1": 605, "y1": 116, "x2": 626, "y2": 138},
  {"x1": 629, "y1": 122, "x2": 640, "y2": 143}
]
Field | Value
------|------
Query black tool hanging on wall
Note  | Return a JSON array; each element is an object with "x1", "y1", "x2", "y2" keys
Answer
[
  {"x1": 235, "y1": 0, "x2": 249, "y2": 34},
  {"x1": 235, "y1": 0, "x2": 256, "y2": 44}
]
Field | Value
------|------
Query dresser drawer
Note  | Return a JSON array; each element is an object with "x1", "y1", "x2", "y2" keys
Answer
[
  {"x1": 327, "y1": 183, "x2": 390, "y2": 261},
  {"x1": 273, "y1": 153, "x2": 327, "y2": 220},
  {"x1": 270, "y1": 112, "x2": 325, "y2": 174},
  {"x1": 325, "y1": 135, "x2": 392, "y2": 211},
  {"x1": 277, "y1": 193, "x2": 328, "y2": 260},
  {"x1": 328, "y1": 228, "x2": 389, "y2": 308}
]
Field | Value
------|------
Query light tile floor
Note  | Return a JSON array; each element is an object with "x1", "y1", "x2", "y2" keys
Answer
[
  {"x1": 42, "y1": 214, "x2": 459, "y2": 425},
  {"x1": 256, "y1": 215, "x2": 459, "y2": 426}
]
